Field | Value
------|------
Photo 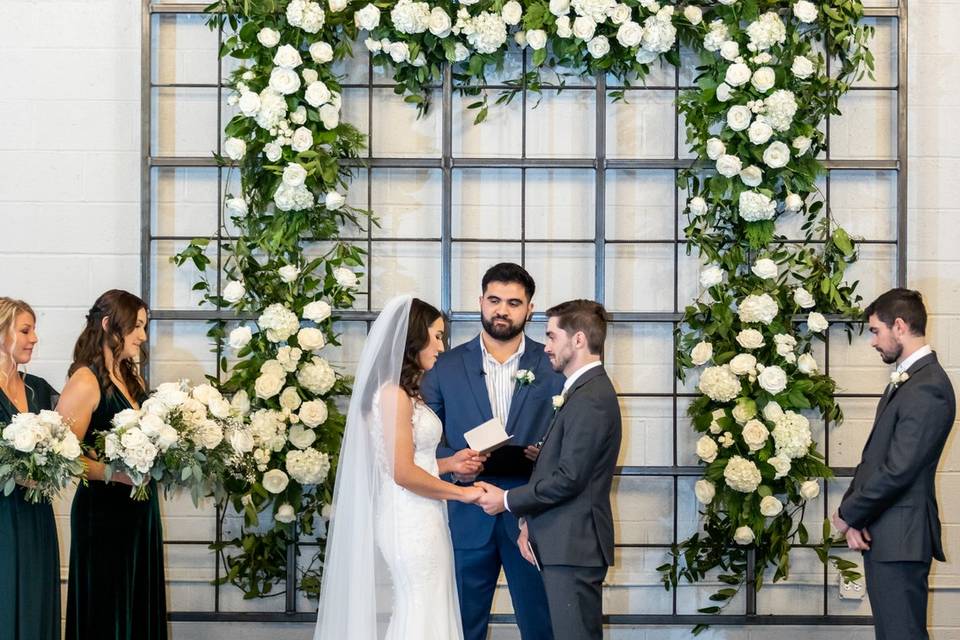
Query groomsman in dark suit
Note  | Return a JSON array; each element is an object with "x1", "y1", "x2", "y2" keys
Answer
[
  {"x1": 833, "y1": 288, "x2": 956, "y2": 640},
  {"x1": 476, "y1": 300, "x2": 622, "y2": 640},
  {"x1": 421, "y1": 263, "x2": 563, "y2": 640}
]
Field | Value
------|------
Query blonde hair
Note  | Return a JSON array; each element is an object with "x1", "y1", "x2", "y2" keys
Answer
[{"x1": 0, "y1": 297, "x2": 36, "y2": 388}]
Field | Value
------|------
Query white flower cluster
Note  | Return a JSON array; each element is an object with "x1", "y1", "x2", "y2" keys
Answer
[
  {"x1": 297, "y1": 357, "x2": 337, "y2": 395},
  {"x1": 0, "y1": 410, "x2": 85, "y2": 503},
  {"x1": 771, "y1": 410, "x2": 812, "y2": 459},
  {"x1": 286, "y1": 447, "x2": 331, "y2": 484},
  {"x1": 698, "y1": 365, "x2": 742, "y2": 403},
  {"x1": 390, "y1": 0, "x2": 431, "y2": 34},
  {"x1": 2, "y1": 410, "x2": 81, "y2": 458},
  {"x1": 258, "y1": 304, "x2": 301, "y2": 343},
  {"x1": 738, "y1": 190, "x2": 777, "y2": 222},
  {"x1": 724, "y1": 455, "x2": 762, "y2": 493},
  {"x1": 286, "y1": 0, "x2": 325, "y2": 33},
  {"x1": 461, "y1": 11, "x2": 508, "y2": 54},
  {"x1": 737, "y1": 293, "x2": 778, "y2": 325},
  {"x1": 746, "y1": 12, "x2": 786, "y2": 51}
]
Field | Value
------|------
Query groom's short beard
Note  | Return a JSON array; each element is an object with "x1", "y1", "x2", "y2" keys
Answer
[
  {"x1": 878, "y1": 342, "x2": 902, "y2": 365},
  {"x1": 481, "y1": 314, "x2": 526, "y2": 341}
]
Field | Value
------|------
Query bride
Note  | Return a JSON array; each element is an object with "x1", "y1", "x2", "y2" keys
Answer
[{"x1": 314, "y1": 295, "x2": 487, "y2": 640}]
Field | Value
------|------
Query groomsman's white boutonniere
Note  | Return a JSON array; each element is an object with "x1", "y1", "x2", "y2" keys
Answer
[
  {"x1": 551, "y1": 395, "x2": 565, "y2": 413},
  {"x1": 515, "y1": 369, "x2": 536, "y2": 387},
  {"x1": 890, "y1": 370, "x2": 910, "y2": 389}
]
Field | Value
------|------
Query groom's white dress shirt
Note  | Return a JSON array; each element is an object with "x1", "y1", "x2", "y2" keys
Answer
[{"x1": 897, "y1": 344, "x2": 931, "y2": 375}]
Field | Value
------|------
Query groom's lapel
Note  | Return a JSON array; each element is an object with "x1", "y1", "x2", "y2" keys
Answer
[
  {"x1": 537, "y1": 366, "x2": 605, "y2": 452},
  {"x1": 462, "y1": 337, "x2": 493, "y2": 422},
  {"x1": 866, "y1": 352, "x2": 937, "y2": 450},
  {"x1": 504, "y1": 340, "x2": 539, "y2": 432}
]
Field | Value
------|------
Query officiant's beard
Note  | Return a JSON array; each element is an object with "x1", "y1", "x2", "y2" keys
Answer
[{"x1": 481, "y1": 314, "x2": 526, "y2": 341}]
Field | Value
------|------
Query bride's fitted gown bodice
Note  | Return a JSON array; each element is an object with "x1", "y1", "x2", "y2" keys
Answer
[{"x1": 374, "y1": 399, "x2": 463, "y2": 640}]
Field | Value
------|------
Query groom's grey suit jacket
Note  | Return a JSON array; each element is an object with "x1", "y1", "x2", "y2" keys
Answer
[
  {"x1": 507, "y1": 365, "x2": 622, "y2": 567},
  {"x1": 839, "y1": 351, "x2": 955, "y2": 562}
]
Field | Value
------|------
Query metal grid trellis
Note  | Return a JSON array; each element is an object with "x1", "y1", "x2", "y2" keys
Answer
[{"x1": 142, "y1": 0, "x2": 907, "y2": 627}]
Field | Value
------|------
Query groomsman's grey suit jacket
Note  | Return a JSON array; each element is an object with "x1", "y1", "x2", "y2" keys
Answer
[
  {"x1": 839, "y1": 351, "x2": 956, "y2": 562},
  {"x1": 507, "y1": 365, "x2": 622, "y2": 567}
]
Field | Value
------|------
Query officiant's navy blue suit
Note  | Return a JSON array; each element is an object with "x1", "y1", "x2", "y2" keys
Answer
[{"x1": 421, "y1": 334, "x2": 563, "y2": 640}]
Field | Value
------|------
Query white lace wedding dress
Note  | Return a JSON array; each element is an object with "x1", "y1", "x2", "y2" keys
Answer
[{"x1": 373, "y1": 399, "x2": 464, "y2": 640}]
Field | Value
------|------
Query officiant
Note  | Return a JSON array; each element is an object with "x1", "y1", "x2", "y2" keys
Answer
[{"x1": 421, "y1": 263, "x2": 563, "y2": 640}]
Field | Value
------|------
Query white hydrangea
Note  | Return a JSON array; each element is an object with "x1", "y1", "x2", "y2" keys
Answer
[
  {"x1": 571, "y1": 0, "x2": 616, "y2": 22},
  {"x1": 273, "y1": 183, "x2": 315, "y2": 212},
  {"x1": 259, "y1": 304, "x2": 300, "y2": 343},
  {"x1": 738, "y1": 190, "x2": 777, "y2": 222},
  {"x1": 286, "y1": 448, "x2": 331, "y2": 485},
  {"x1": 390, "y1": 0, "x2": 431, "y2": 34},
  {"x1": 703, "y1": 19, "x2": 728, "y2": 52},
  {"x1": 746, "y1": 12, "x2": 786, "y2": 51},
  {"x1": 255, "y1": 88, "x2": 288, "y2": 130},
  {"x1": 462, "y1": 11, "x2": 508, "y2": 54},
  {"x1": 763, "y1": 90, "x2": 798, "y2": 132},
  {"x1": 640, "y1": 11, "x2": 676, "y2": 53},
  {"x1": 297, "y1": 357, "x2": 336, "y2": 395},
  {"x1": 698, "y1": 365, "x2": 742, "y2": 403},
  {"x1": 724, "y1": 456, "x2": 762, "y2": 493},
  {"x1": 738, "y1": 293, "x2": 778, "y2": 325},
  {"x1": 772, "y1": 411, "x2": 812, "y2": 459}
]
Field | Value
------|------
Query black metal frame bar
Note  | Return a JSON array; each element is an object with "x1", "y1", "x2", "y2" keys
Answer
[{"x1": 142, "y1": 0, "x2": 907, "y2": 626}]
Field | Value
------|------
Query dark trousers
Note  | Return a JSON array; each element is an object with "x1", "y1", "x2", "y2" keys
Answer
[
  {"x1": 539, "y1": 564, "x2": 607, "y2": 640},
  {"x1": 864, "y1": 551, "x2": 932, "y2": 640},
  {"x1": 454, "y1": 513, "x2": 553, "y2": 640}
]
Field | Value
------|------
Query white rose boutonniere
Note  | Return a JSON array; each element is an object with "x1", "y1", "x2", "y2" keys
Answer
[
  {"x1": 552, "y1": 395, "x2": 565, "y2": 411},
  {"x1": 890, "y1": 371, "x2": 910, "y2": 388},
  {"x1": 515, "y1": 369, "x2": 536, "y2": 387}
]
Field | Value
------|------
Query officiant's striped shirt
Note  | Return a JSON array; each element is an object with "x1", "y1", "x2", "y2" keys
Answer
[{"x1": 480, "y1": 336, "x2": 525, "y2": 426}]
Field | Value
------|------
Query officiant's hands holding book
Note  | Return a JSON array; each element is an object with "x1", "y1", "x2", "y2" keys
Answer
[{"x1": 440, "y1": 448, "x2": 488, "y2": 484}]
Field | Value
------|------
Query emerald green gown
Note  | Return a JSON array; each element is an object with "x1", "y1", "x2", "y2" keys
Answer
[
  {"x1": 0, "y1": 373, "x2": 61, "y2": 640},
  {"x1": 66, "y1": 368, "x2": 167, "y2": 640}
]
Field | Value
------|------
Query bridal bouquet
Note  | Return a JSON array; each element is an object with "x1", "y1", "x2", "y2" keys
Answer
[
  {"x1": 0, "y1": 410, "x2": 86, "y2": 503},
  {"x1": 99, "y1": 381, "x2": 234, "y2": 502}
]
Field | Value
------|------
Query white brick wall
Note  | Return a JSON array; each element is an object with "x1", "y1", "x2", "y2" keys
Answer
[{"x1": 1, "y1": 0, "x2": 959, "y2": 638}]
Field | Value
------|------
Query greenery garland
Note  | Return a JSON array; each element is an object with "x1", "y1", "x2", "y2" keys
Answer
[{"x1": 174, "y1": 0, "x2": 874, "y2": 609}]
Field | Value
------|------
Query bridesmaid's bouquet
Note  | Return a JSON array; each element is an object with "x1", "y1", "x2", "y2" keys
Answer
[
  {"x1": 0, "y1": 410, "x2": 86, "y2": 503},
  {"x1": 98, "y1": 381, "x2": 234, "y2": 502}
]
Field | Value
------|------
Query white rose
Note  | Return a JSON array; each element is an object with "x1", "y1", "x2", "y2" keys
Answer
[
  {"x1": 303, "y1": 300, "x2": 332, "y2": 323},
  {"x1": 751, "y1": 66, "x2": 776, "y2": 93},
  {"x1": 760, "y1": 495, "x2": 783, "y2": 517},
  {"x1": 741, "y1": 419, "x2": 770, "y2": 451},
  {"x1": 573, "y1": 16, "x2": 596, "y2": 40},
  {"x1": 229, "y1": 326, "x2": 253, "y2": 350},
  {"x1": 729, "y1": 353, "x2": 757, "y2": 376},
  {"x1": 763, "y1": 141, "x2": 791, "y2": 169},
  {"x1": 683, "y1": 5, "x2": 702, "y2": 25},
  {"x1": 262, "y1": 469, "x2": 290, "y2": 493},
  {"x1": 616, "y1": 21, "x2": 643, "y2": 48},
  {"x1": 288, "y1": 424, "x2": 317, "y2": 450},
  {"x1": 726, "y1": 105, "x2": 753, "y2": 132},
  {"x1": 748, "y1": 120, "x2": 774, "y2": 145},
  {"x1": 691, "y1": 341, "x2": 713, "y2": 366},
  {"x1": 324, "y1": 191, "x2": 346, "y2": 211},
  {"x1": 501, "y1": 0, "x2": 522, "y2": 25},
  {"x1": 556, "y1": 16, "x2": 573, "y2": 38},
  {"x1": 275, "y1": 503, "x2": 296, "y2": 523},
  {"x1": 223, "y1": 280, "x2": 246, "y2": 303},
  {"x1": 290, "y1": 126, "x2": 313, "y2": 153},
  {"x1": 305, "y1": 80, "x2": 331, "y2": 107},
  {"x1": 226, "y1": 197, "x2": 248, "y2": 216},
  {"x1": 279, "y1": 264, "x2": 301, "y2": 283},
  {"x1": 688, "y1": 197, "x2": 708, "y2": 216},
  {"x1": 527, "y1": 29, "x2": 548, "y2": 50},
  {"x1": 694, "y1": 479, "x2": 715, "y2": 504},
  {"x1": 736, "y1": 329, "x2": 765, "y2": 350},
  {"x1": 280, "y1": 387, "x2": 302, "y2": 412},
  {"x1": 387, "y1": 41, "x2": 410, "y2": 63},
  {"x1": 716, "y1": 82, "x2": 733, "y2": 102},
  {"x1": 792, "y1": 55, "x2": 814, "y2": 79},
  {"x1": 309, "y1": 41, "x2": 334, "y2": 64},
  {"x1": 302, "y1": 67, "x2": 320, "y2": 85},
  {"x1": 257, "y1": 28, "x2": 281, "y2": 47},
  {"x1": 298, "y1": 327, "x2": 326, "y2": 351},
  {"x1": 715, "y1": 154, "x2": 742, "y2": 178},
  {"x1": 319, "y1": 103, "x2": 340, "y2": 130},
  {"x1": 807, "y1": 312, "x2": 829, "y2": 333},
  {"x1": 724, "y1": 62, "x2": 751, "y2": 87},
  {"x1": 797, "y1": 353, "x2": 818, "y2": 374},
  {"x1": 792, "y1": 136, "x2": 812, "y2": 155},
  {"x1": 364, "y1": 37, "x2": 382, "y2": 52},
  {"x1": 800, "y1": 480, "x2": 821, "y2": 500},
  {"x1": 355, "y1": 3, "x2": 381, "y2": 29},
  {"x1": 261, "y1": 360, "x2": 287, "y2": 379},
  {"x1": 699, "y1": 265, "x2": 724, "y2": 288},
  {"x1": 757, "y1": 365, "x2": 788, "y2": 394},
  {"x1": 706, "y1": 137, "x2": 725, "y2": 160},
  {"x1": 587, "y1": 35, "x2": 610, "y2": 58},
  {"x1": 793, "y1": 0, "x2": 818, "y2": 23},
  {"x1": 763, "y1": 401, "x2": 784, "y2": 423},
  {"x1": 793, "y1": 287, "x2": 815, "y2": 309},
  {"x1": 208, "y1": 398, "x2": 231, "y2": 419},
  {"x1": 59, "y1": 432, "x2": 83, "y2": 459},
  {"x1": 608, "y1": 4, "x2": 631, "y2": 25},
  {"x1": 231, "y1": 390, "x2": 251, "y2": 416},
  {"x1": 720, "y1": 40, "x2": 739, "y2": 62},
  {"x1": 229, "y1": 428, "x2": 254, "y2": 454},
  {"x1": 734, "y1": 526, "x2": 755, "y2": 545},
  {"x1": 767, "y1": 454, "x2": 791, "y2": 479},
  {"x1": 334, "y1": 267, "x2": 358, "y2": 288},
  {"x1": 696, "y1": 435, "x2": 718, "y2": 463},
  {"x1": 255, "y1": 372, "x2": 286, "y2": 400},
  {"x1": 785, "y1": 193, "x2": 804, "y2": 212},
  {"x1": 429, "y1": 7, "x2": 452, "y2": 36},
  {"x1": 282, "y1": 163, "x2": 308, "y2": 187},
  {"x1": 264, "y1": 142, "x2": 282, "y2": 162},
  {"x1": 740, "y1": 165, "x2": 763, "y2": 187},
  {"x1": 549, "y1": 0, "x2": 570, "y2": 16},
  {"x1": 298, "y1": 400, "x2": 329, "y2": 428},
  {"x1": 751, "y1": 257, "x2": 778, "y2": 280},
  {"x1": 197, "y1": 420, "x2": 224, "y2": 449},
  {"x1": 238, "y1": 91, "x2": 261, "y2": 116},
  {"x1": 453, "y1": 42, "x2": 470, "y2": 60},
  {"x1": 224, "y1": 137, "x2": 246, "y2": 161},
  {"x1": 269, "y1": 67, "x2": 301, "y2": 95},
  {"x1": 273, "y1": 44, "x2": 303, "y2": 69}
]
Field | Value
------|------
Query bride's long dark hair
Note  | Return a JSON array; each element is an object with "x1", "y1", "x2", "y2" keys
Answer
[{"x1": 399, "y1": 298, "x2": 444, "y2": 399}]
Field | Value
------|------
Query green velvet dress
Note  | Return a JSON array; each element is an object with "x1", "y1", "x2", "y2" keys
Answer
[
  {"x1": 66, "y1": 368, "x2": 167, "y2": 640},
  {"x1": 0, "y1": 374, "x2": 61, "y2": 640}
]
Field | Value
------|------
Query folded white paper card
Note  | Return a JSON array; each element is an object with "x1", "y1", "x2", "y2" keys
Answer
[{"x1": 464, "y1": 417, "x2": 513, "y2": 454}]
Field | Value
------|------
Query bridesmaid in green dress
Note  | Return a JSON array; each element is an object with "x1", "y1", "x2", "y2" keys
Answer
[
  {"x1": 59, "y1": 290, "x2": 167, "y2": 640},
  {"x1": 0, "y1": 297, "x2": 61, "y2": 640}
]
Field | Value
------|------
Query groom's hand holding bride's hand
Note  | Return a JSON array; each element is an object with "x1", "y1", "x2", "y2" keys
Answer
[{"x1": 473, "y1": 481, "x2": 506, "y2": 515}]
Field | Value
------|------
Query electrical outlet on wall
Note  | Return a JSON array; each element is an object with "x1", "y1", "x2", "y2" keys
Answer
[{"x1": 838, "y1": 571, "x2": 866, "y2": 600}]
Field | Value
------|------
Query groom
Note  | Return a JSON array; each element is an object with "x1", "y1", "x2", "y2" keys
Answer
[
  {"x1": 832, "y1": 288, "x2": 956, "y2": 640},
  {"x1": 421, "y1": 263, "x2": 563, "y2": 640},
  {"x1": 476, "y1": 299, "x2": 622, "y2": 640}
]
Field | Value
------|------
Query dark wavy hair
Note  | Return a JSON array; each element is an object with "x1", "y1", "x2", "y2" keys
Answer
[
  {"x1": 399, "y1": 298, "x2": 444, "y2": 398},
  {"x1": 68, "y1": 289, "x2": 149, "y2": 398}
]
